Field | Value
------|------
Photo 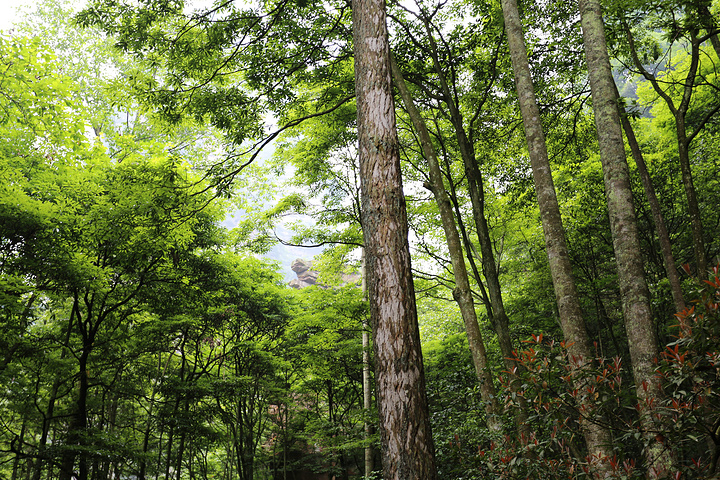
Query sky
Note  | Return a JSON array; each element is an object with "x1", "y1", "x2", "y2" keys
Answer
[{"x1": 0, "y1": 0, "x2": 34, "y2": 32}]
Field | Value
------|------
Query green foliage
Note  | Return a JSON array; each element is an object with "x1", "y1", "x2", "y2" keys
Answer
[
  {"x1": 76, "y1": 0, "x2": 354, "y2": 197},
  {"x1": 0, "y1": 17, "x2": 296, "y2": 480},
  {"x1": 424, "y1": 333, "x2": 492, "y2": 479},
  {"x1": 2, "y1": 0, "x2": 720, "y2": 477},
  {"x1": 430, "y1": 266, "x2": 720, "y2": 479},
  {"x1": 274, "y1": 285, "x2": 370, "y2": 474},
  {"x1": 655, "y1": 266, "x2": 720, "y2": 477}
]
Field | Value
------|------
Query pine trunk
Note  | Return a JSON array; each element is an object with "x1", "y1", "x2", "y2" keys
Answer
[
  {"x1": 360, "y1": 252, "x2": 374, "y2": 478},
  {"x1": 352, "y1": 0, "x2": 437, "y2": 477}
]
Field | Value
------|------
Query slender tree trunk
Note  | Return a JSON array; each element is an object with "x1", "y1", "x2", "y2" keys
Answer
[
  {"x1": 676, "y1": 110, "x2": 707, "y2": 278},
  {"x1": 11, "y1": 419, "x2": 26, "y2": 480},
  {"x1": 33, "y1": 381, "x2": 59, "y2": 480},
  {"x1": 445, "y1": 179, "x2": 491, "y2": 309},
  {"x1": 360, "y1": 252, "x2": 374, "y2": 478},
  {"x1": 623, "y1": 21, "x2": 707, "y2": 279},
  {"x1": 616, "y1": 87, "x2": 685, "y2": 313},
  {"x1": 164, "y1": 399, "x2": 179, "y2": 480},
  {"x1": 33, "y1": 307, "x2": 75, "y2": 480},
  {"x1": 139, "y1": 420, "x2": 153, "y2": 480},
  {"x1": 420, "y1": 17, "x2": 517, "y2": 379},
  {"x1": 175, "y1": 424, "x2": 186, "y2": 480},
  {"x1": 390, "y1": 55, "x2": 502, "y2": 429},
  {"x1": 578, "y1": 0, "x2": 669, "y2": 475},
  {"x1": 500, "y1": 0, "x2": 615, "y2": 470},
  {"x1": 59, "y1": 347, "x2": 91, "y2": 480},
  {"x1": 352, "y1": 0, "x2": 437, "y2": 476},
  {"x1": 236, "y1": 397, "x2": 257, "y2": 480},
  {"x1": 139, "y1": 352, "x2": 166, "y2": 480},
  {"x1": 418, "y1": 16, "x2": 530, "y2": 435},
  {"x1": 98, "y1": 391, "x2": 119, "y2": 480}
]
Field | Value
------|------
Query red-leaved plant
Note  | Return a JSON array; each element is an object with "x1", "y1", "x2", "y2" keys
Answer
[{"x1": 470, "y1": 266, "x2": 720, "y2": 479}]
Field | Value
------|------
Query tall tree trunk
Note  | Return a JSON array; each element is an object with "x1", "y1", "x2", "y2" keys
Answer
[
  {"x1": 59, "y1": 347, "x2": 91, "y2": 480},
  {"x1": 175, "y1": 418, "x2": 187, "y2": 480},
  {"x1": 352, "y1": 0, "x2": 437, "y2": 476},
  {"x1": 616, "y1": 86, "x2": 686, "y2": 313},
  {"x1": 500, "y1": 0, "x2": 615, "y2": 470},
  {"x1": 33, "y1": 306, "x2": 75, "y2": 480},
  {"x1": 33, "y1": 380, "x2": 60, "y2": 480},
  {"x1": 98, "y1": 390, "x2": 119, "y2": 480},
  {"x1": 578, "y1": 0, "x2": 669, "y2": 475},
  {"x1": 623, "y1": 20, "x2": 708, "y2": 279},
  {"x1": 11, "y1": 418, "x2": 27, "y2": 480},
  {"x1": 419, "y1": 17, "x2": 517, "y2": 379},
  {"x1": 675, "y1": 109, "x2": 707, "y2": 278},
  {"x1": 138, "y1": 352, "x2": 166, "y2": 480},
  {"x1": 163, "y1": 401, "x2": 179, "y2": 480},
  {"x1": 390, "y1": 54, "x2": 502, "y2": 430},
  {"x1": 139, "y1": 420, "x2": 153, "y2": 480}
]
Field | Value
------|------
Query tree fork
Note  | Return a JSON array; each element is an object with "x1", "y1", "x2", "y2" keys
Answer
[{"x1": 622, "y1": 19, "x2": 708, "y2": 279}]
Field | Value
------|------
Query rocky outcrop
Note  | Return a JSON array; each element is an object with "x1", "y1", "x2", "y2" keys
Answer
[
  {"x1": 288, "y1": 258, "x2": 361, "y2": 289},
  {"x1": 289, "y1": 258, "x2": 319, "y2": 289}
]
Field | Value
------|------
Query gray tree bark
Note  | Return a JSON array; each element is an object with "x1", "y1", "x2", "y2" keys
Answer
[
  {"x1": 352, "y1": 0, "x2": 437, "y2": 477},
  {"x1": 578, "y1": 0, "x2": 669, "y2": 475},
  {"x1": 616, "y1": 87, "x2": 686, "y2": 313},
  {"x1": 419, "y1": 18, "x2": 516, "y2": 372},
  {"x1": 500, "y1": 0, "x2": 615, "y2": 470}
]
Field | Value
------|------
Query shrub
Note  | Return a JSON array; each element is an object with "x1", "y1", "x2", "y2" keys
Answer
[{"x1": 462, "y1": 266, "x2": 720, "y2": 479}]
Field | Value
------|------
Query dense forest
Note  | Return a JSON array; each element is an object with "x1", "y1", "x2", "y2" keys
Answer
[{"x1": 1, "y1": 0, "x2": 719, "y2": 478}]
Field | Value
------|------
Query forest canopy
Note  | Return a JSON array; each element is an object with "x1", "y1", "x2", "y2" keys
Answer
[{"x1": 1, "y1": 0, "x2": 720, "y2": 478}]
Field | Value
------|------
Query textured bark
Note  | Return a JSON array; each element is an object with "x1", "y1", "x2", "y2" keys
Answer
[
  {"x1": 616, "y1": 86, "x2": 686, "y2": 313},
  {"x1": 624, "y1": 20, "x2": 708, "y2": 279},
  {"x1": 578, "y1": 0, "x2": 668, "y2": 475},
  {"x1": 500, "y1": 0, "x2": 615, "y2": 469},
  {"x1": 362, "y1": 320, "x2": 374, "y2": 477},
  {"x1": 352, "y1": 0, "x2": 437, "y2": 477},
  {"x1": 390, "y1": 55, "x2": 501, "y2": 430}
]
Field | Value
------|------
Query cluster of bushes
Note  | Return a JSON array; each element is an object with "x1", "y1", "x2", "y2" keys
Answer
[{"x1": 427, "y1": 268, "x2": 720, "y2": 479}]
